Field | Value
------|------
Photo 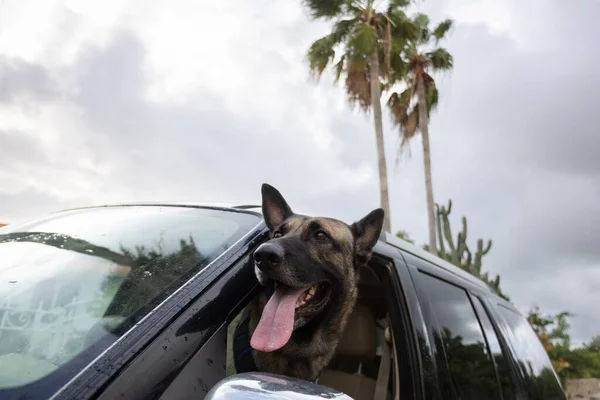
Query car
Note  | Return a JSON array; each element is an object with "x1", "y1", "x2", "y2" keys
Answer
[{"x1": 0, "y1": 203, "x2": 566, "y2": 400}]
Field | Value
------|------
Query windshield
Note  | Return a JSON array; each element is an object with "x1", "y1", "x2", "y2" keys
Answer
[{"x1": 0, "y1": 206, "x2": 259, "y2": 389}]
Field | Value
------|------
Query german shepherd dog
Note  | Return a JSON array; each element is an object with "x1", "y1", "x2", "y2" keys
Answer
[{"x1": 233, "y1": 184, "x2": 384, "y2": 382}]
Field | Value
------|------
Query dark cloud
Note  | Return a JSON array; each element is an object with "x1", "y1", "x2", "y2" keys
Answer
[
  {"x1": 0, "y1": 130, "x2": 49, "y2": 168},
  {"x1": 393, "y1": 1, "x2": 600, "y2": 343},
  {"x1": 0, "y1": 56, "x2": 56, "y2": 103}
]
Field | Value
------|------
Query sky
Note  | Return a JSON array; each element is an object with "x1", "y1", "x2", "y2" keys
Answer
[{"x1": 0, "y1": 0, "x2": 598, "y2": 344}]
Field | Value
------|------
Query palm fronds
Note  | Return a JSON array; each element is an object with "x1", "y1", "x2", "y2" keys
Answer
[
  {"x1": 387, "y1": 88, "x2": 419, "y2": 149},
  {"x1": 426, "y1": 80, "x2": 439, "y2": 114},
  {"x1": 307, "y1": 34, "x2": 337, "y2": 77},
  {"x1": 303, "y1": 0, "x2": 347, "y2": 19},
  {"x1": 386, "y1": 14, "x2": 454, "y2": 151},
  {"x1": 347, "y1": 23, "x2": 378, "y2": 60},
  {"x1": 427, "y1": 47, "x2": 454, "y2": 71},
  {"x1": 345, "y1": 60, "x2": 372, "y2": 111},
  {"x1": 432, "y1": 19, "x2": 453, "y2": 42},
  {"x1": 387, "y1": 0, "x2": 411, "y2": 14},
  {"x1": 413, "y1": 13, "x2": 431, "y2": 43}
]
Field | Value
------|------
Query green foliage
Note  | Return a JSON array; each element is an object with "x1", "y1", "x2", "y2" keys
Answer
[
  {"x1": 413, "y1": 12, "x2": 430, "y2": 43},
  {"x1": 432, "y1": 19, "x2": 453, "y2": 42},
  {"x1": 427, "y1": 47, "x2": 454, "y2": 70},
  {"x1": 332, "y1": 17, "x2": 360, "y2": 42},
  {"x1": 348, "y1": 23, "x2": 378, "y2": 60},
  {"x1": 308, "y1": 34, "x2": 337, "y2": 76},
  {"x1": 527, "y1": 307, "x2": 600, "y2": 385},
  {"x1": 431, "y1": 199, "x2": 509, "y2": 300},
  {"x1": 302, "y1": 0, "x2": 346, "y2": 19},
  {"x1": 387, "y1": 9, "x2": 420, "y2": 49},
  {"x1": 304, "y1": 0, "x2": 418, "y2": 112},
  {"x1": 426, "y1": 81, "x2": 439, "y2": 113},
  {"x1": 395, "y1": 230, "x2": 415, "y2": 244},
  {"x1": 393, "y1": 199, "x2": 507, "y2": 299},
  {"x1": 388, "y1": 0, "x2": 412, "y2": 12},
  {"x1": 387, "y1": 14, "x2": 454, "y2": 153},
  {"x1": 334, "y1": 54, "x2": 346, "y2": 82}
]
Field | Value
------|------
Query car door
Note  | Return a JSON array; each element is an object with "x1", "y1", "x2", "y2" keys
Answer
[
  {"x1": 369, "y1": 243, "x2": 428, "y2": 400},
  {"x1": 401, "y1": 250, "x2": 507, "y2": 400},
  {"x1": 91, "y1": 246, "x2": 266, "y2": 400}
]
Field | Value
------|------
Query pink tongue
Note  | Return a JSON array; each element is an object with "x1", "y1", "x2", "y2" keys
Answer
[{"x1": 250, "y1": 285, "x2": 307, "y2": 352}]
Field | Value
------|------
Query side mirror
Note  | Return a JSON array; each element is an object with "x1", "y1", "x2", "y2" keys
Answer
[{"x1": 205, "y1": 372, "x2": 353, "y2": 400}]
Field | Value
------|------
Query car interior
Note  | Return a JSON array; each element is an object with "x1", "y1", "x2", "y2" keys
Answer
[{"x1": 225, "y1": 258, "x2": 401, "y2": 400}]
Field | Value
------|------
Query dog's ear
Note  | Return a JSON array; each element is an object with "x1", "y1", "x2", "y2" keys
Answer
[
  {"x1": 351, "y1": 208, "x2": 385, "y2": 268},
  {"x1": 261, "y1": 183, "x2": 293, "y2": 230}
]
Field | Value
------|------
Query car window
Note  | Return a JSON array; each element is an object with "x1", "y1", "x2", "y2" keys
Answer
[
  {"x1": 497, "y1": 305, "x2": 565, "y2": 399},
  {"x1": 472, "y1": 297, "x2": 512, "y2": 399},
  {"x1": 0, "y1": 206, "x2": 259, "y2": 389},
  {"x1": 416, "y1": 272, "x2": 501, "y2": 400}
]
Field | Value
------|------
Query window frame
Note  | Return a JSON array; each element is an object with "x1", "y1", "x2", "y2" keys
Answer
[
  {"x1": 158, "y1": 240, "x2": 426, "y2": 400},
  {"x1": 470, "y1": 294, "x2": 515, "y2": 400},
  {"x1": 45, "y1": 207, "x2": 267, "y2": 400},
  {"x1": 95, "y1": 249, "x2": 263, "y2": 399},
  {"x1": 480, "y1": 297, "x2": 541, "y2": 398},
  {"x1": 370, "y1": 243, "x2": 424, "y2": 400},
  {"x1": 488, "y1": 301, "x2": 566, "y2": 399},
  {"x1": 404, "y1": 254, "x2": 505, "y2": 400}
]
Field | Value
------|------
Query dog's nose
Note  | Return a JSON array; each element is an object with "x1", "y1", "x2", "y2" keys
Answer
[{"x1": 253, "y1": 243, "x2": 284, "y2": 271}]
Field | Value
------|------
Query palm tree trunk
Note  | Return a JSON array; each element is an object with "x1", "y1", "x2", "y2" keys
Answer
[
  {"x1": 369, "y1": 52, "x2": 391, "y2": 233},
  {"x1": 417, "y1": 74, "x2": 437, "y2": 256}
]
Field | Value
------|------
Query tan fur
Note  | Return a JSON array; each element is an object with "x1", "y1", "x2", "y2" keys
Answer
[
  {"x1": 242, "y1": 184, "x2": 384, "y2": 382},
  {"x1": 248, "y1": 216, "x2": 361, "y2": 382}
]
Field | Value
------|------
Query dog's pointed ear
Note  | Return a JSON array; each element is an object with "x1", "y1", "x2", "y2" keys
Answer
[
  {"x1": 261, "y1": 183, "x2": 293, "y2": 230},
  {"x1": 351, "y1": 208, "x2": 385, "y2": 268}
]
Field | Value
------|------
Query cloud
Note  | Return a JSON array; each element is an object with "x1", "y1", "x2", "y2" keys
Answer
[
  {"x1": 393, "y1": 1, "x2": 600, "y2": 343},
  {"x1": 1, "y1": 26, "x2": 379, "y2": 218},
  {"x1": 0, "y1": 56, "x2": 56, "y2": 103}
]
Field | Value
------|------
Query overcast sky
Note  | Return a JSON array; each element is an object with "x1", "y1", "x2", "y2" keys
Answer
[{"x1": 1, "y1": 0, "x2": 598, "y2": 344}]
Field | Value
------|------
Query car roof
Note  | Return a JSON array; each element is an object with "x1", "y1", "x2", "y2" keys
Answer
[
  {"x1": 382, "y1": 232, "x2": 498, "y2": 294},
  {"x1": 59, "y1": 202, "x2": 262, "y2": 210},
  {"x1": 57, "y1": 202, "x2": 498, "y2": 296}
]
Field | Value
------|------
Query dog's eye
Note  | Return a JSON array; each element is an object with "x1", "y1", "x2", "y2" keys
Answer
[
  {"x1": 273, "y1": 231, "x2": 283, "y2": 238},
  {"x1": 315, "y1": 231, "x2": 328, "y2": 241}
]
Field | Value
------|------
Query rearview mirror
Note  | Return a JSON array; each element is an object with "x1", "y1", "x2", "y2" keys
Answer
[{"x1": 205, "y1": 372, "x2": 353, "y2": 400}]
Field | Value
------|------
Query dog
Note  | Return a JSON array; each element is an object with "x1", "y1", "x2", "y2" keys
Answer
[{"x1": 233, "y1": 183, "x2": 384, "y2": 382}]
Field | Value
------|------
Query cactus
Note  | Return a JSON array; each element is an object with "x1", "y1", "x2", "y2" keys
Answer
[{"x1": 434, "y1": 199, "x2": 506, "y2": 299}]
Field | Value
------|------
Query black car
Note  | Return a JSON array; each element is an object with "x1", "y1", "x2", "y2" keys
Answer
[{"x1": 0, "y1": 203, "x2": 566, "y2": 400}]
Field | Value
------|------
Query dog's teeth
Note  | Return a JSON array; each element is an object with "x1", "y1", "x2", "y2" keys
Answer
[
  {"x1": 305, "y1": 293, "x2": 313, "y2": 300},
  {"x1": 309, "y1": 287, "x2": 316, "y2": 295}
]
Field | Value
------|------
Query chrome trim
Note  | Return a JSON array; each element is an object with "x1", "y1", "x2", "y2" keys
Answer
[{"x1": 205, "y1": 372, "x2": 353, "y2": 400}]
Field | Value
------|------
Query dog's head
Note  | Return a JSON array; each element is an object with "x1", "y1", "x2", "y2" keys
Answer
[{"x1": 250, "y1": 183, "x2": 384, "y2": 353}]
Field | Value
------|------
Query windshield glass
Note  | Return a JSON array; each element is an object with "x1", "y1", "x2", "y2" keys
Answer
[{"x1": 0, "y1": 206, "x2": 259, "y2": 389}]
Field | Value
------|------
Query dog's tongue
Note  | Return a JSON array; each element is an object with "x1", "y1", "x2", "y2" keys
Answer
[{"x1": 250, "y1": 285, "x2": 307, "y2": 352}]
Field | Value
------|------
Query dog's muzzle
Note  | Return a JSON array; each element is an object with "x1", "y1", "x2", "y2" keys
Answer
[
  {"x1": 253, "y1": 242, "x2": 284, "y2": 272},
  {"x1": 253, "y1": 242, "x2": 284, "y2": 286}
]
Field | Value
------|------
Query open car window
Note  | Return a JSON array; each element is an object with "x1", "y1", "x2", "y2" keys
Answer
[{"x1": 0, "y1": 206, "x2": 259, "y2": 389}]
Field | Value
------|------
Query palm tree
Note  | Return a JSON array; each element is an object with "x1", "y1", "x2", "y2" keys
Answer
[
  {"x1": 387, "y1": 14, "x2": 453, "y2": 255},
  {"x1": 304, "y1": 0, "x2": 417, "y2": 233}
]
